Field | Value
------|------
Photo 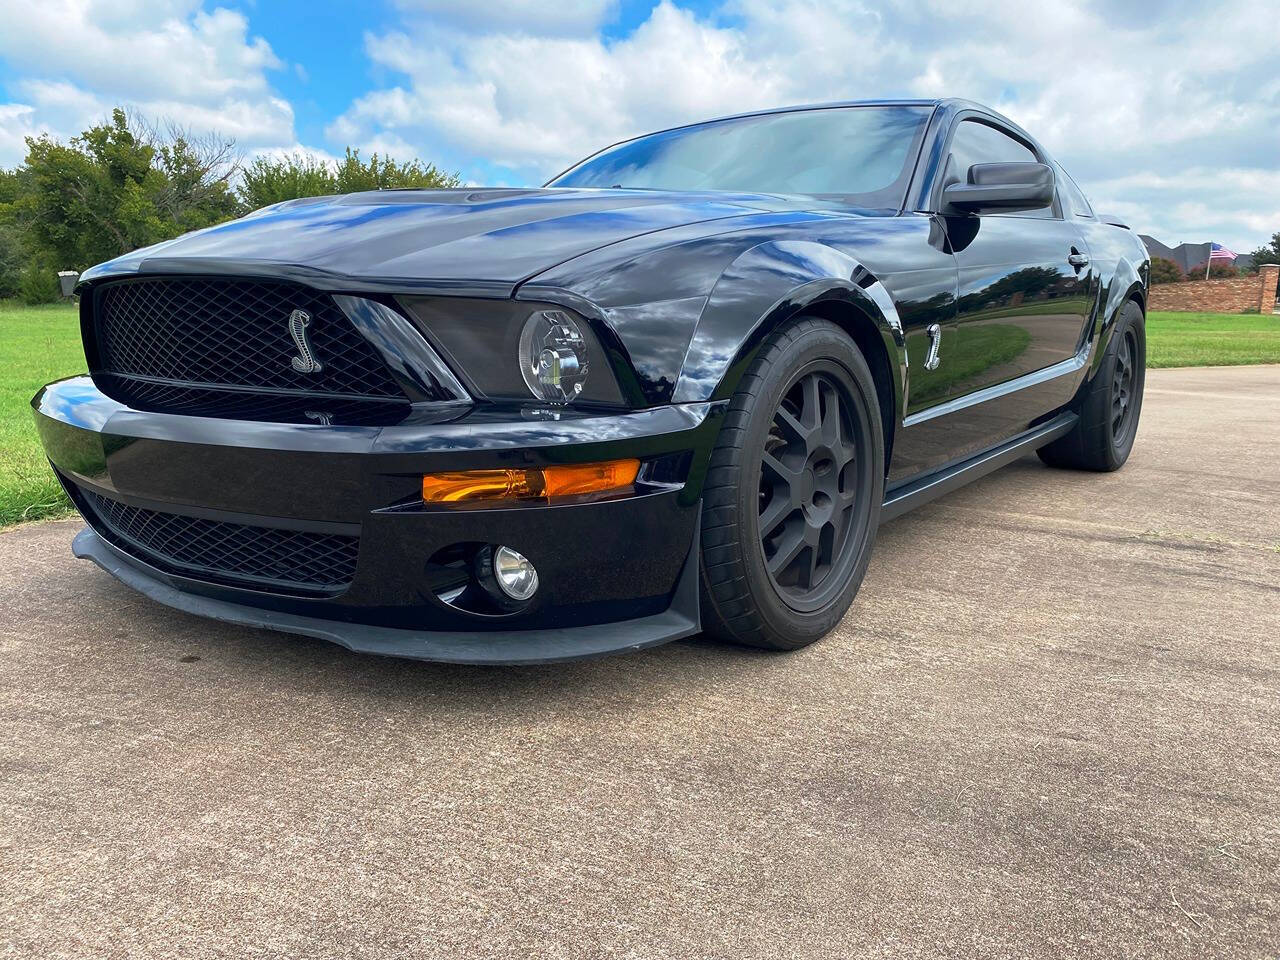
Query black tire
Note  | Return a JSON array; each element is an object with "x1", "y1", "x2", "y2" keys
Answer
[
  {"x1": 699, "y1": 317, "x2": 884, "y2": 651},
  {"x1": 1038, "y1": 301, "x2": 1146, "y2": 472}
]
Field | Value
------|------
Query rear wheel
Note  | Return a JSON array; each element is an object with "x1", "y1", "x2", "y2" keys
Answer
[
  {"x1": 699, "y1": 317, "x2": 884, "y2": 650},
  {"x1": 1038, "y1": 300, "x2": 1146, "y2": 472}
]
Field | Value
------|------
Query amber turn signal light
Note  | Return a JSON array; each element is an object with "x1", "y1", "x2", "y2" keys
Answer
[{"x1": 422, "y1": 458, "x2": 641, "y2": 504}]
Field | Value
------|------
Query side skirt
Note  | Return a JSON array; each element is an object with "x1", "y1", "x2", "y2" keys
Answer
[{"x1": 881, "y1": 412, "x2": 1078, "y2": 522}]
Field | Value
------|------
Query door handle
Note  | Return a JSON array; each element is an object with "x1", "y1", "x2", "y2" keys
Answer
[{"x1": 1068, "y1": 250, "x2": 1090, "y2": 269}]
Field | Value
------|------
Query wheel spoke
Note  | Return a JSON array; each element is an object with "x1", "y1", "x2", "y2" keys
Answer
[
  {"x1": 834, "y1": 438, "x2": 857, "y2": 471},
  {"x1": 801, "y1": 374, "x2": 821, "y2": 428},
  {"x1": 762, "y1": 451, "x2": 801, "y2": 488},
  {"x1": 805, "y1": 538, "x2": 821, "y2": 588},
  {"x1": 819, "y1": 381, "x2": 843, "y2": 447},
  {"x1": 828, "y1": 502, "x2": 852, "y2": 548},
  {"x1": 759, "y1": 494, "x2": 793, "y2": 538},
  {"x1": 767, "y1": 527, "x2": 806, "y2": 577},
  {"x1": 774, "y1": 407, "x2": 809, "y2": 448}
]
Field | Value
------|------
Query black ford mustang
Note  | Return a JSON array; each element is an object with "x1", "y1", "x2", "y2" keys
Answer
[{"x1": 33, "y1": 98, "x2": 1149, "y2": 664}]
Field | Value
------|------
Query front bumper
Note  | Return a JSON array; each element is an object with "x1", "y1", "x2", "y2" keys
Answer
[{"x1": 34, "y1": 377, "x2": 724, "y2": 663}]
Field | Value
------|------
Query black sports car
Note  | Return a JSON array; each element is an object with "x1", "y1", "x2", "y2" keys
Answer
[{"x1": 33, "y1": 98, "x2": 1149, "y2": 664}]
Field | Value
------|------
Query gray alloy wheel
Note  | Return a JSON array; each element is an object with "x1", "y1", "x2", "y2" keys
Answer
[
  {"x1": 1038, "y1": 300, "x2": 1146, "y2": 471},
  {"x1": 699, "y1": 317, "x2": 884, "y2": 650},
  {"x1": 1110, "y1": 325, "x2": 1140, "y2": 448}
]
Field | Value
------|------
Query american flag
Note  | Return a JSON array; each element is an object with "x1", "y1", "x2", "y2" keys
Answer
[{"x1": 1208, "y1": 242, "x2": 1238, "y2": 261}]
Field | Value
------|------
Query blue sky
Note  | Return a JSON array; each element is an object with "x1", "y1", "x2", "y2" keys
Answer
[{"x1": 1, "y1": 0, "x2": 1277, "y2": 252}]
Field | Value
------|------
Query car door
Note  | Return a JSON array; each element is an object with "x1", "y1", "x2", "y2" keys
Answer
[{"x1": 934, "y1": 118, "x2": 1095, "y2": 408}]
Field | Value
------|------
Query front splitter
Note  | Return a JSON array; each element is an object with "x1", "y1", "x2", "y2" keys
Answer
[{"x1": 72, "y1": 525, "x2": 702, "y2": 665}]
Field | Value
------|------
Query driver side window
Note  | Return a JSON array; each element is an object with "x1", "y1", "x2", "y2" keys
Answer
[{"x1": 945, "y1": 120, "x2": 1057, "y2": 219}]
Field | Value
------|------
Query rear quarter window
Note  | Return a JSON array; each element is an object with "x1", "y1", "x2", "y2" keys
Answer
[{"x1": 1057, "y1": 166, "x2": 1095, "y2": 219}]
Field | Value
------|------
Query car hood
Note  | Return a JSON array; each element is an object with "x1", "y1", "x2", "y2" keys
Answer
[{"x1": 79, "y1": 187, "x2": 823, "y2": 296}]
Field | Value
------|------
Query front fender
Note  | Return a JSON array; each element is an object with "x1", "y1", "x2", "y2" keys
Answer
[{"x1": 672, "y1": 240, "x2": 905, "y2": 414}]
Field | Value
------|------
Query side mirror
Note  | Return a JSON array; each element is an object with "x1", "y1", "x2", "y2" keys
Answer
[{"x1": 942, "y1": 161, "x2": 1055, "y2": 215}]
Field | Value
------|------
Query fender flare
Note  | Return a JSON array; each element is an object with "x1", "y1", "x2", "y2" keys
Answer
[
  {"x1": 1088, "y1": 255, "x2": 1148, "y2": 379},
  {"x1": 672, "y1": 241, "x2": 907, "y2": 426}
]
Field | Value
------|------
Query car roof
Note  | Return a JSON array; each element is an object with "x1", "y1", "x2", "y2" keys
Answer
[
  {"x1": 550, "y1": 98, "x2": 1053, "y2": 189},
  {"x1": 703, "y1": 97, "x2": 1049, "y2": 161},
  {"x1": 648, "y1": 98, "x2": 940, "y2": 130},
  {"x1": 610, "y1": 97, "x2": 1025, "y2": 145}
]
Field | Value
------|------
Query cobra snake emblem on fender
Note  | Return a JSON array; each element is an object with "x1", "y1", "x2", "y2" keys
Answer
[{"x1": 288, "y1": 308, "x2": 323, "y2": 374}]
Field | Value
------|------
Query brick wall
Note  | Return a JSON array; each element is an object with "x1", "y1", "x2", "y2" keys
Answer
[
  {"x1": 1149, "y1": 264, "x2": 1280, "y2": 313},
  {"x1": 1264, "y1": 264, "x2": 1280, "y2": 312}
]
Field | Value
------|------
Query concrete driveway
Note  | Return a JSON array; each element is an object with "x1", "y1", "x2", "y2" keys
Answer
[{"x1": 2, "y1": 366, "x2": 1277, "y2": 959}]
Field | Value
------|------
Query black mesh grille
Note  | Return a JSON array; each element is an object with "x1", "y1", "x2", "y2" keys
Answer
[
  {"x1": 93, "y1": 278, "x2": 405, "y2": 405},
  {"x1": 76, "y1": 487, "x2": 359, "y2": 594}
]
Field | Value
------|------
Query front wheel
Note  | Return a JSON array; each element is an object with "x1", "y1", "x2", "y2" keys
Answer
[{"x1": 699, "y1": 317, "x2": 884, "y2": 651}]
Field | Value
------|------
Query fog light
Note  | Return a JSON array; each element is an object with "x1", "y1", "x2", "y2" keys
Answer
[{"x1": 492, "y1": 546, "x2": 538, "y2": 601}]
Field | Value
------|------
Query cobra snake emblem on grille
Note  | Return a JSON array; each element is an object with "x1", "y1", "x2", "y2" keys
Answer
[{"x1": 288, "y1": 308, "x2": 323, "y2": 374}]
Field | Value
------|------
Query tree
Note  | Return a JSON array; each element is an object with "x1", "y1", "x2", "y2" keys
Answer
[
  {"x1": 1246, "y1": 232, "x2": 1280, "y2": 269},
  {"x1": 237, "y1": 152, "x2": 337, "y2": 210},
  {"x1": 1, "y1": 106, "x2": 461, "y2": 294},
  {"x1": 1188, "y1": 262, "x2": 1239, "y2": 280},
  {"x1": 12, "y1": 109, "x2": 241, "y2": 273},
  {"x1": 1, "y1": 165, "x2": 60, "y2": 303},
  {"x1": 149, "y1": 122, "x2": 242, "y2": 234},
  {"x1": 0, "y1": 168, "x2": 23, "y2": 299},
  {"x1": 1149, "y1": 257, "x2": 1183, "y2": 285},
  {"x1": 236, "y1": 147, "x2": 460, "y2": 211},
  {"x1": 333, "y1": 147, "x2": 459, "y2": 193}
]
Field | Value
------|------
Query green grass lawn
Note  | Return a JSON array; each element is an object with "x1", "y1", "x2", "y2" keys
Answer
[
  {"x1": 1, "y1": 302, "x2": 86, "y2": 526},
  {"x1": 0, "y1": 301, "x2": 1277, "y2": 528},
  {"x1": 1146, "y1": 311, "x2": 1280, "y2": 368}
]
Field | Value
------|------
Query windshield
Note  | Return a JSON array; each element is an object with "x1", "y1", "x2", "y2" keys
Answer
[{"x1": 549, "y1": 105, "x2": 932, "y2": 208}]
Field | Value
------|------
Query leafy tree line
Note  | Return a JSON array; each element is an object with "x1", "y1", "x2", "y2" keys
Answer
[
  {"x1": 1247, "y1": 232, "x2": 1280, "y2": 268},
  {"x1": 238, "y1": 149, "x2": 458, "y2": 208},
  {"x1": 1149, "y1": 257, "x2": 1240, "y2": 284},
  {"x1": 0, "y1": 108, "x2": 459, "y2": 302},
  {"x1": 1150, "y1": 246, "x2": 1279, "y2": 285}
]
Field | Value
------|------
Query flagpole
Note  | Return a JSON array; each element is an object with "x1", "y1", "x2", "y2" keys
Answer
[{"x1": 1206, "y1": 244, "x2": 1211, "y2": 281}]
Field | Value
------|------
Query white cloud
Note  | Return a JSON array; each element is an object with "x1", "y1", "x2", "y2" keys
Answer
[
  {"x1": 328, "y1": 0, "x2": 1280, "y2": 251},
  {"x1": 0, "y1": 2, "x2": 281, "y2": 103},
  {"x1": 392, "y1": 0, "x2": 618, "y2": 36},
  {"x1": 0, "y1": 0, "x2": 295, "y2": 165},
  {"x1": 328, "y1": 1, "x2": 897, "y2": 174},
  {"x1": 1089, "y1": 168, "x2": 1280, "y2": 249},
  {"x1": 2, "y1": 0, "x2": 1275, "y2": 250},
  {"x1": 0, "y1": 103, "x2": 47, "y2": 166},
  {"x1": 248, "y1": 143, "x2": 342, "y2": 168}
]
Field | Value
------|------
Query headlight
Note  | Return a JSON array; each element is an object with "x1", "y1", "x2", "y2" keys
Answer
[
  {"x1": 519, "y1": 310, "x2": 590, "y2": 404},
  {"x1": 398, "y1": 297, "x2": 625, "y2": 407}
]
